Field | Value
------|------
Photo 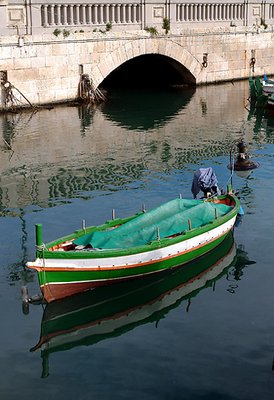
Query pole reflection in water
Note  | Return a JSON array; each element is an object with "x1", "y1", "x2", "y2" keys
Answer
[{"x1": 30, "y1": 231, "x2": 255, "y2": 378}]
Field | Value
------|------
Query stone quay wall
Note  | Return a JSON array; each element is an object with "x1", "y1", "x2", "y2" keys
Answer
[{"x1": 0, "y1": 1, "x2": 274, "y2": 109}]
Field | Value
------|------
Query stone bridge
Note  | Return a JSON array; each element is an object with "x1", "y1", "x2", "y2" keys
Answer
[{"x1": 1, "y1": 0, "x2": 274, "y2": 108}]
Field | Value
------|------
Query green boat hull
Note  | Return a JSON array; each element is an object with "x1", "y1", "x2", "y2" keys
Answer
[{"x1": 37, "y1": 231, "x2": 230, "y2": 301}]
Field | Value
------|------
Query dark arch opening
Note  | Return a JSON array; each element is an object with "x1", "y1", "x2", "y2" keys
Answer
[{"x1": 100, "y1": 54, "x2": 196, "y2": 90}]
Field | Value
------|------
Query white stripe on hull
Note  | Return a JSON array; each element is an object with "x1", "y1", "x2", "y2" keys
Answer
[{"x1": 29, "y1": 217, "x2": 236, "y2": 270}]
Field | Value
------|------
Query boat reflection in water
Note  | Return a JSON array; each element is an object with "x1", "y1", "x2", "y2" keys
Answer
[{"x1": 31, "y1": 232, "x2": 253, "y2": 378}]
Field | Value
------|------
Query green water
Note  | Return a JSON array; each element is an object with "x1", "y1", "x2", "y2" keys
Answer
[{"x1": 1, "y1": 80, "x2": 274, "y2": 399}]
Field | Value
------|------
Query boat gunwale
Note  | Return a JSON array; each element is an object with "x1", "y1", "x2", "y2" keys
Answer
[{"x1": 35, "y1": 194, "x2": 240, "y2": 260}]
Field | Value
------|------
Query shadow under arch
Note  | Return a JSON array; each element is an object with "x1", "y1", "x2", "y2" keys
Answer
[
  {"x1": 101, "y1": 54, "x2": 196, "y2": 89},
  {"x1": 92, "y1": 37, "x2": 200, "y2": 89}
]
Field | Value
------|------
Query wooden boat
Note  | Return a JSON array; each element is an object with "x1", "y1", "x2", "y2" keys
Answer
[
  {"x1": 31, "y1": 231, "x2": 239, "y2": 377},
  {"x1": 26, "y1": 189, "x2": 240, "y2": 303}
]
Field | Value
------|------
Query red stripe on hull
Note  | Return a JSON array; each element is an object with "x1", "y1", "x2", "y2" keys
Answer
[{"x1": 42, "y1": 274, "x2": 148, "y2": 302}]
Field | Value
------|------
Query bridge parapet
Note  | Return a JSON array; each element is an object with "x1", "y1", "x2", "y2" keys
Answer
[{"x1": 0, "y1": 1, "x2": 274, "y2": 36}]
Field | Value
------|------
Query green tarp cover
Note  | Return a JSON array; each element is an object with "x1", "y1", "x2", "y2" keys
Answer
[{"x1": 74, "y1": 198, "x2": 233, "y2": 250}]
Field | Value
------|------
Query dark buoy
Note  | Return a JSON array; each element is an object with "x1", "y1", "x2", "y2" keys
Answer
[{"x1": 228, "y1": 138, "x2": 259, "y2": 171}]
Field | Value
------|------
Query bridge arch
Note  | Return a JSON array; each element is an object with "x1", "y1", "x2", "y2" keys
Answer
[{"x1": 92, "y1": 38, "x2": 202, "y2": 89}]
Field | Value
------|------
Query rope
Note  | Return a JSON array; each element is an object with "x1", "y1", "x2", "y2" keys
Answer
[
  {"x1": 2, "y1": 80, "x2": 37, "y2": 111},
  {"x1": 36, "y1": 243, "x2": 48, "y2": 252}
]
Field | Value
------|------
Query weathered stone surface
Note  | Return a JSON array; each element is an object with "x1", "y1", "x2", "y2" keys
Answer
[{"x1": 1, "y1": 28, "x2": 274, "y2": 108}]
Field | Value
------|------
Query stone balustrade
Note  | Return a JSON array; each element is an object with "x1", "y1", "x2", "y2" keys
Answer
[
  {"x1": 176, "y1": 3, "x2": 244, "y2": 23},
  {"x1": 1, "y1": 1, "x2": 274, "y2": 36},
  {"x1": 40, "y1": 3, "x2": 141, "y2": 27}
]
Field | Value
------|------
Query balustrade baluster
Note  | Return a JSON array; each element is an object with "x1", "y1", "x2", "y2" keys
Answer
[
  {"x1": 50, "y1": 5, "x2": 55, "y2": 25},
  {"x1": 177, "y1": 4, "x2": 181, "y2": 22},
  {"x1": 201, "y1": 4, "x2": 205, "y2": 21},
  {"x1": 121, "y1": 4, "x2": 126, "y2": 24},
  {"x1": 42, "y1": 5, "x2": 48, "y2": 27},
  {"x1": 110, "y1": 4, "x2": 115, "y2": 23},
  {"x1": 105, "y1": 4, "x2": 110, "y2": 25},
  {"x1": 93, "y1": 5, "x2": 98, "y2": 24},
  {"x1": 75, "y1": 4, "x2": 80, "y2": 25},
  {"x1": 87, "y1": 5, "x2": 92, "y2": 24},
  {"x1": 194, "y1": 3, "x2": 197, "y2": 21},
  {"x1": 81, "y1": 5, "x2": 87, "y2": 25},
  {"x1": 116, "y1": 4, "x2": 121, "y2": 24},
  {"x1": 67, "y1": 5, "x2": 73, "y2": 25},
  {"x1": 61, "y1": 5, "x2": 67, "y2": 25},
  {"x1": 99, "y1": 4, "x2": 104, "y2": 24},
  {"x1": 56, "y1": 5, "x2": 61, "y2": 25},
  {"x1": 133, "y1": 4, "x2": 137, "y2": 24}
]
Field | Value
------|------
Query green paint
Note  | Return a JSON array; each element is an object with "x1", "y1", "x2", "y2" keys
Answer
[
  {"x1": 37, "y1": 233, "x2": 228, "y2": 286},
  {"x1": 36, "y1": 224, "x2": 43, "y2": 247}
]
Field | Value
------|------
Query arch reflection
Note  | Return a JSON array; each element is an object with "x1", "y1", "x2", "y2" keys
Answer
[{"x1": 101, "y1": 87, "x2": 195, "y2": 131}]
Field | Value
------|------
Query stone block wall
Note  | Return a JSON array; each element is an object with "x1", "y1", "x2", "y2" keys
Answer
[
  {"x1": 0, "y1": 1, "x2": 274, "y2": 109},
  {"x1": 1, "y1": 27, "x2": 274, "y2": 109}
]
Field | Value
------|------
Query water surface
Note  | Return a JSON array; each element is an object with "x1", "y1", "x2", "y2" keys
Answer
[{"x1": 1, "y1": 80, "x2": 274, "y2": 399}]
